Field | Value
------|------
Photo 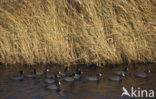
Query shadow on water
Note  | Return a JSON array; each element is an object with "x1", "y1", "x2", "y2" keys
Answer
[{"x1": 0, "y1": 64, "x2": 155, "y2": 99}]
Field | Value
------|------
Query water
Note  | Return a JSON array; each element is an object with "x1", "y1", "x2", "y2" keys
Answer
[{"x1": 0, "y1": 64, "x2": 155, "y2": 99}]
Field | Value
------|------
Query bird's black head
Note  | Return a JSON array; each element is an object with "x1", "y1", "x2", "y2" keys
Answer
[
  {"x1": 54, "y1": 73, "x2": 58, "y2": 78},
  {"x1": 45, "y1": 68, "x2": 49, "y2": 72},
  {"x1": 33, "y1": 69, "x2": 36, "y2": 74},
  {"x1": 55, "y1": 72, "x2": 61, "y2": 78},
  {"x1": 124, "y1": 67, "x2": 128, "y2": 72},
  {"x1": 56, "y1": 71, "x2": 61, "y2": 75},
  {"x1": 146, "y1": 69, "x2": 151, "y2": 73},
  {"x1": 64, "y1": 67, "x2": 68, "y2": 72},
  {"x1": 20, "y1": 70, "x2": 24, "y2": 75},
  {"x1": 97, "y1": 73, "x2": 102, "y2": 77},
  {"x1": 76, "y1": 68, "x2": 82, "y2": 75}
]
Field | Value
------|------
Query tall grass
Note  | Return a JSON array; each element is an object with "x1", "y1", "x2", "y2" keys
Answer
[{"x1": 0, "y1": 0, "x2": 155, "y2": 66}]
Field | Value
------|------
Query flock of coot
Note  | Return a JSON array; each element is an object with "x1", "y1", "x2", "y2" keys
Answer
[{"x1": 10, "y1": 66, "x2": 151, "y2": 91}]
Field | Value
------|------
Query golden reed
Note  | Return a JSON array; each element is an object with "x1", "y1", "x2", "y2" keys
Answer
[{"x1": 0, "y1": 0, "x2": 155, "y2": 66}]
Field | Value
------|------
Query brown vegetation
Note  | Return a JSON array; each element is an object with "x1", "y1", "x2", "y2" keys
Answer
[{"x1": 0, "y1": 0, "x2": 155, "y2": 66}]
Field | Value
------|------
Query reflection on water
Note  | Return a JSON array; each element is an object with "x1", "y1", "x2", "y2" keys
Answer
[{"x1": 0, "y1": 64, "x2": 155, "y2": 99}]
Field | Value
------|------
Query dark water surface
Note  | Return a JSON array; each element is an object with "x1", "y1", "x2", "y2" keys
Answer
[{"x1": 0, "y1": 64, "x2": 155, "y2": 99}]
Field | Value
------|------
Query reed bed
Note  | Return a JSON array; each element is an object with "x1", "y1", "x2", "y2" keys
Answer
[{"x1": 0, "y1": 0, "x2": 155, "y2": 66}]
